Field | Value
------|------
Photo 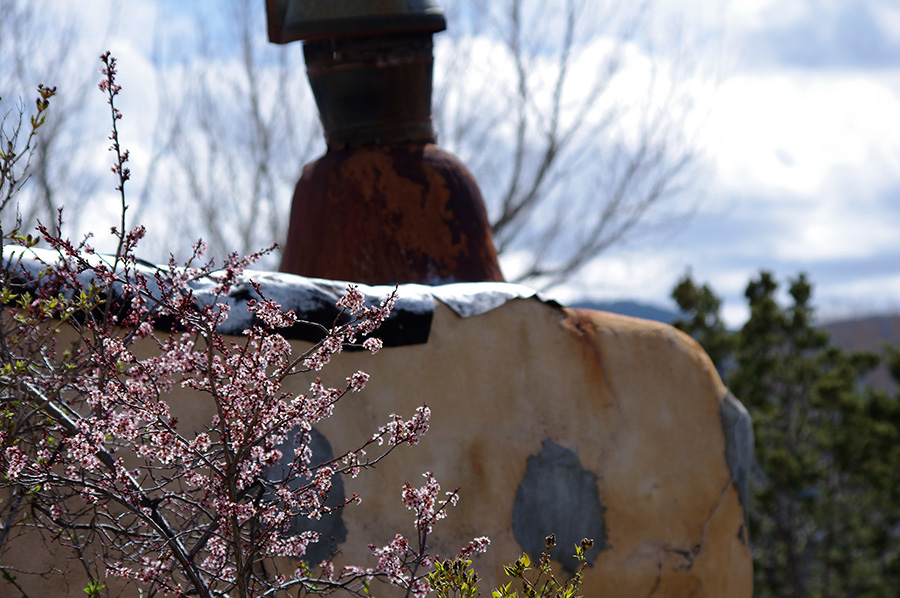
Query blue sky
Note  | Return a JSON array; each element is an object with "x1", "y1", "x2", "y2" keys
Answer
[{"x1": 4, "y1": 0, "x2": 900, "y2": 327}]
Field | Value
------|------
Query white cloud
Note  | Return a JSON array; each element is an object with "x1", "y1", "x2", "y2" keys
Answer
[
  {"x1": 533, "y1": 250, "x2": 685, "y2": 305},
  {"x1": 708, "y1": 70, "x2": 900, "y2": 199},
  {"x1": 772, "y1": 201, "x2": 900, "y2": 262},
  {"x1": 871, "y1": 4, "x2": 900, "y2": 45},
  {"x1": 725, "y1": 0, "x2": 813, "y2": 31},
  {"x1": 687, "y1": 64, "x2": 900, "y2": 268}
]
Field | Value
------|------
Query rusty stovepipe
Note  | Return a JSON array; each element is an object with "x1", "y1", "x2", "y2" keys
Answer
[{"x1": 267, "y1": 0, "x2": 504, "y2": 285}]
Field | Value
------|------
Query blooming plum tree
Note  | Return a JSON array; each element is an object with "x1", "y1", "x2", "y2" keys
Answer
[{"x1": 0, "y1": 54, "x2": 487, "y2": 598}]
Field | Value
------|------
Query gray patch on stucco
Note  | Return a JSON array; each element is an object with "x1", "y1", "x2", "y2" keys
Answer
[
  {"x1": 512, "y1": 440, "x2": 607, "y2": 574},
  {"x1": 270, "y1": 428, "x2": 347, "y2": 563},
  {"x1": 720, "y1": 391, "x2": 754, "y2": 533}
]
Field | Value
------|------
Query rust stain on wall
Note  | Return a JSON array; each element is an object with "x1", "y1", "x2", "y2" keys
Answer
[
  {"x1": 560, "y1": 307, "x2": 619, "y2": 406},
  {"x1": 466, "y1": 437, "x2": 487, "y2": 493}
]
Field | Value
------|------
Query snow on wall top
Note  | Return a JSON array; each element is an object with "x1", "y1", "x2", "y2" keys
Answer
[{"x1": 3, "y1": 247, "x2": 552, "y2": 346}]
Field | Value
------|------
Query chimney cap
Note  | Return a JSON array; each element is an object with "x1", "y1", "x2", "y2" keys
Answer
[{"x1": 267, "y1": 0, "x2": 447, "y2": 44}]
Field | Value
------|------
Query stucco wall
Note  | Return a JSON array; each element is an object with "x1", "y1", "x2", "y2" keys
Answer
[{"x1": 1, "y1": 285, "x2": 752, "y2": 596}]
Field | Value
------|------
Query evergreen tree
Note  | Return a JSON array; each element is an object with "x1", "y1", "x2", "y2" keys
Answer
[{"x1": 673, "y1": 271, "x2": 900, "y2": 597}]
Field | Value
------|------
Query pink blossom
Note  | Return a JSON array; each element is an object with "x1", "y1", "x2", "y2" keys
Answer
[
  {"x1": 401, "y1": 472, "x2": 446, "y2": 534},
  {"x1": 4, "y1": 446, "x2": 29, "y2": 480},
  {"x1": 336, "y1": 284, "x2": 365, "y2": 313},
  {"x1": 459, "y1": 536, "x2": 491, "y2": 557},
  {"x1": 371, "y1": 534, "x2": 411, "y2": 586},
  {"x1": 248, "y1": 297, "x2": 298, "y2": 329},
  {"x1": 376, "y1": 405, "x2": 431, "y2": 446},
  {"x1": 362, "y1": 337, "x2": 383, "y2": 353},
  {"x1": 348, "y1": 370, "x2": 369, "y2": 392},
  {"x1": 342, "y1": 449, "x2": 366, "y2": 478},
  {"x1": 136, "y1": 321, "x2": 153, "y2": 338},
  {"x1": 262, "y1": 530, "x2": 318, "y2": 557},
  {"x1": 189, "y1": 433, "x2": 210, "y2": 453}
]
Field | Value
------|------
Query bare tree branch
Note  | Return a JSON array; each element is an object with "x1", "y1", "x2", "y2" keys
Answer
[
  {"x1": 0, "y1": 0, "x2": 114, "y2": 236},
  {"x1": 153, "y1": 0, "x2": 321, "y2": 266},
  {"x1": 436, "y1": 0, "x2": 700, "y2": 288}
]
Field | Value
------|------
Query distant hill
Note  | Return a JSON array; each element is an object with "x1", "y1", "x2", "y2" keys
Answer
[
  {"x1": 569, "y1": 300, "x2": 681, "y2": 324},
  {"x1": 822, "y1": 314, "x2": 900, "y2": 393},
  {"x1": 821, "y1": 314, "x2": 900, "y2": 351}
]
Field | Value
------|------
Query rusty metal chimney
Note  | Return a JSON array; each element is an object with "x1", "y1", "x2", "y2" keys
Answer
[{"x1": 267, "y1": 0, "x2": 504, "y2": 285}]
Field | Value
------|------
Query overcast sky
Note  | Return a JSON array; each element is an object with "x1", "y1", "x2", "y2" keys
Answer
[
  {"x1": 555, "y1": 0, "x2": 900, "y2": 325},
  {"x1": 4, "y1": 0, "x2": 899, "y2": 327}
]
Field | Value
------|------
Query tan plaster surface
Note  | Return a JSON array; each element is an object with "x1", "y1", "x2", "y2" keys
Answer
[{"x1": 1, "y1": 298, "x2": 751, "y2": 597}]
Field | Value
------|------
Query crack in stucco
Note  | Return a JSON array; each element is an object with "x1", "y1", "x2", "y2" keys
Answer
[{"x1": 645, "y1": 479, "x2": 731, "y2": 597}]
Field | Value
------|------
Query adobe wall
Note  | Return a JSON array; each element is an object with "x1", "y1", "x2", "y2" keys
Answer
[{"x1": 1, "y1": 281, "x2": 752, "y2": 597}]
